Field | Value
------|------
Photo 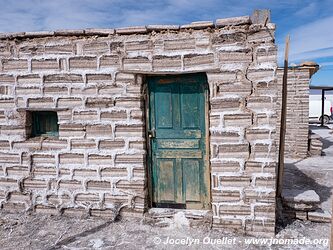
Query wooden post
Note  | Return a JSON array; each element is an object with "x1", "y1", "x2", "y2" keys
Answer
[
  {"x1": 331, "y1": 199, "x2": 333, "y2": 250},
  {"x1": 321, "y1": 89, "x2": 325, "y2": 126},
  {"x1": 277, "y1": 35, "x2": 290, "y2": 198}
]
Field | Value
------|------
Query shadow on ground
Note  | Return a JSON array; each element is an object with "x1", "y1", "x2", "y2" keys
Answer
[{"x1": 277, "y1": 158, "x2": 332, "y2": 232}]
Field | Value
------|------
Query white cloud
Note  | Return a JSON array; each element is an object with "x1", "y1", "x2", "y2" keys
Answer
[
  {"x1": 278, "y1": 15, "x2": 333, "y2": 62},
  {"x1": 0, "y1": 0, "x2": 314, "y2": 32}
]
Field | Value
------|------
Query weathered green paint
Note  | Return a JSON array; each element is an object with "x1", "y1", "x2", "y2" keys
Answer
[
  {"x1": 31, "y1": 111, "x2": 59, "y2": 137},
  {"x1": 148, "y1": 73, "x2": 209, "y2": 209}
]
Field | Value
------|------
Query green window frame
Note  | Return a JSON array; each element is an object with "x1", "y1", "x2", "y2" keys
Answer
[{"x1": 31, "y1": 111, "x2": 59, "y2": 137}]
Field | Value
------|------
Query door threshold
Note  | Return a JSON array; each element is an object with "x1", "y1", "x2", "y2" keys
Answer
[{"x1": 144, "y1": 208, "x2": 213, "y2": 229}]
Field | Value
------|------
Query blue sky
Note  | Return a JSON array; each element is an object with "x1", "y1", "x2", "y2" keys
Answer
[{"x1": 0, "y1": 0, "x2": 332, "y2": 86}]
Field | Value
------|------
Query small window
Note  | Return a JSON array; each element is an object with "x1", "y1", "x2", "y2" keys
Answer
[{"x1": 31, "y1": 111, "x2": 59, "y2": 137}]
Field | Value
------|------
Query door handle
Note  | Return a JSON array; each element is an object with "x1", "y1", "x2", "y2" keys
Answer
[{"x1": 148, "y1": 129, "x2": 156, "y2": 138}]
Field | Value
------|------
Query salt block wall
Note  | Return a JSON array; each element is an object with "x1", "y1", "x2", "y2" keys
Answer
[
  {"x1": 276, "y1": 68, "x2": 310, "y2": 158},
  {"x1": 0, "y1": 13, "x2": 277, "y2": 236}
]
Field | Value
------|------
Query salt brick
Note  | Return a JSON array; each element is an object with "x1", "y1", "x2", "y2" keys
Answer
[
  {"x1": 73, "y1": 169, "x2": 98, "y2": 178},
  {"x1": 0, "y1": 178, "x2": 18, "y2": 189},
  {"x1": 62, "y1": 208, "x2": 86, "y2": 217},
  {"x1": 42, "y1": 138, "x2": 68, "y2": 150},
  {"x1": 0, "y1": 140, "x2": 10, "y2": 150},
  {"x1": 212, "y1": 31, "x2": 247, "y2": 45},
  {"x1": 217, "y1": 82, "x2": 251, "y2": 98},
  {"x1": 31, "y1": 59, "x2": 59, "y2": 71},
  {"x1": 248, "y1": 30, "x2": 274, "y2": 43},
  {"x1": 87, "y1": 180, "x2": 111, "y2": 191},
  {"x1": 114, "y1": 97, "x2": 142, "y2": 108},
  {"x1": 45, "y1": 44, "x2": 74, "y2": 54},
  {"x1": 88, "y1": 154, "x2": 112, "y2": 166},
  {"x1": 58, "y1": 180, "x2": 82, "y2": 190},
  {"x1": 244, "y1": 188, "x2": 275, "y2": 203},
  {"x1": 115, "y1": 72, "x2": 135, "y2": 82},
  {"x1": 71, "y1": 86, "x2": 97, "y2": 95},
  {"x1": 123, "y1": 56, "x2": 151, "y2": 71},
  {"x1": 2, "y1": 59, "x2": 28, "y2": 72},
  {"x1": 47, "y1": 194, "x2": 61, "y2": 205},
  {"x1": 44, "y1": 74, "x2": 83, "y2": 84},
  {"x1": 115, "y1": 179, "x2": 144, "y2": 192},
  {"x1": 218, "y1": 142, "x2": 250, "y2": 159},
  {"x1": 132, "y1": 168, "x2": 144, "y2": 178},
  {"x1": 0, "y1": 152, "x2": 20, "y2": 163},
  {"x1": 211, "y1": 160, "x2": 241, "y2": 173},
  {"x1": 100, "y1": 110, "x2": 127, "y2": 121},
  {"x1": 247, "y1": 96, "x2": 276, "y2": 110},
  {"x1": 254, "y1": 176, "x2": 275, "y2": 187},
  {"x1": 152, "y1": 55, "x2": 182, "y2": 71},
  {"x1": 104, "y1": 193, "x2": 128, "y2": 204},
  {"x1": 115, "y1": 154, "x2": 145, "y2": 164},
  {"x1": 32, "y1": 167, "x2": 57, "y2": 178},
  {"x1": 216, "y1": 16, "x2": 251, "y2": 27},
  {"x1": 16, "y1": 86, "x2": 41, "y2": 95},
  {"x1": 86, "y1": 73, "x2": 112, "y2": 83},
  {"x1": 59, "y1": 153, "x2": 84, "y2": 165},
  {"x1": 245, "y1": 128, "x2": 272, "y2": 141},
  {"x1": 83, "y1": 41, "x2": 109, "y2": 55},
  {"x1": 219, "y1": 52, "x2": 252, "y2": 63},
  {"x1": 100, "y1": 167, "x2": 128, "y2": 178},
  {"x1": 211, "y1": 97, "x2": 241, "y2": 111},
  {"x1": 86, "y1": 97, "x2": 114, "y2": 108},
  {"x1": 31, "y1": 154, "x2": 56, "y2": 167},
  {"x1": 44, "y1": 86, "x2": 68, "y2": 95},
  {"x1": 0, "y1": 98, "x2": 15, "y2": 109},
  {"x1": 99, "y1": 55, "x2": 120, "y2": 69},
  {"x1": 12, "y1": 140, "x2": 41, "y2": 150},
  {"x1": 28, "y1": 97, "x2": 54, "y2": 108},
  {"x1": 0, "y1": 74, "x2": 15, "y2": 84},
  {"x1": 250, "y1": 143, "x2": 276, "y2": 159},
  {"x1": 6, "y1": 166, "x2": 29, "y2": 177},
  {"x1": 1, "y1": 126, "x2": 26, "y2": 137},
  {"x1": 212, "y1": 189, "x2": 241, "y2": 202},
  {"x1": 164, "y1": 38, "x2": 195, "y2": 50},
  {"x1": 8, "y1": 191, "x2": 30, "y2": 203},
  {"x1": 59, "y1": 124, "x2": 86, "y2": 137},
  {"x1": 129, "y1": 140, "x2": 145, "y2": 150},
  {"x1": 73, "y1": 110, "x2": 98, "y2": 121},
  {"x1": 98, "y1": 85, "x2": 124, "y2": 95},
  {"x1": 125, "y1": 40, "x2": 152, "y2": 51},
  {"x1": 17, "y1": 75, "x2": 39, "y2": 88},
  {"x1": 75, "y1": 193, "x2": 100, "y2": 203},
  {"x1": 220, "y1": 204, "x2": 251, "y2": 216},
  {"x1": 23, "y1": 178, "x2": 47, "y2": 190},
  {"x1": 57, "y1": 97, "x2": 83, "y2": 108},
  {"x1": 99, "y1": 139, "x2": 125, "y2": 150},
  {"x1": 86, "y1": 125, "x2": 112, "y2": 138},
  {"x1": 69, "y1": 56, "x2": 97, "y2": 70},
  {"x1": 211, "y1": 131, "x2": 241, "y2": 143},
  {"x1": 129, "y1": 110, "x2": 143, "y2": 121},
  {"x1": 71, "y1": 139, "x2": 96, "y2": 149},
  {"x1": 183, "y1": 53, "x2": 215, "y2": 69},
  {"x1": 219, "y1": 176, "x2": 250, "y2": 187},
  {"x1": 115, "y1": 124, "x2": 144, "y2": 137}
]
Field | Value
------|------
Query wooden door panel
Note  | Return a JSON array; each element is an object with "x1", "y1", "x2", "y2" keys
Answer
[
  {"x1": 158, "y1": 139, "x2": 200, "y2": 149},
  {"x1": 183, "y1": 159, "x2": 201, "y2": 202},
  {"x1": 180, "y1": 84, "x2": 200, "y2": 129},
  {"x1": 156, "y1": 159, "x2": 175, "y2": 202},
  {"x1": 155, "y1": 86, "x2": 173, "y2": 128},
  {"x1": 148, "y1": 73, "x2": 209, "y2": 209}
]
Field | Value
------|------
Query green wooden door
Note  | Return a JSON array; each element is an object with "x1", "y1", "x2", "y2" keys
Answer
[{"x1": 148, "y1": 73, "x2": 210, "y2": 209}]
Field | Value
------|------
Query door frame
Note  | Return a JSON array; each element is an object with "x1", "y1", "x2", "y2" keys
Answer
[{"x1": 144, "y1": 73, "x2": 211, "y2": 210}]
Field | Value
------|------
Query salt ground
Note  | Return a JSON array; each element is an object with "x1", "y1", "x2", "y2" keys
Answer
[{"x1": 0, "y1": 124, "x2": 332, "y2": 250}]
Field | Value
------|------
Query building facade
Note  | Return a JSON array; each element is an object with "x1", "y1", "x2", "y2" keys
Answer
[{"x1": 0, "y1": 10, "x2": 277, "y2": 236}]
